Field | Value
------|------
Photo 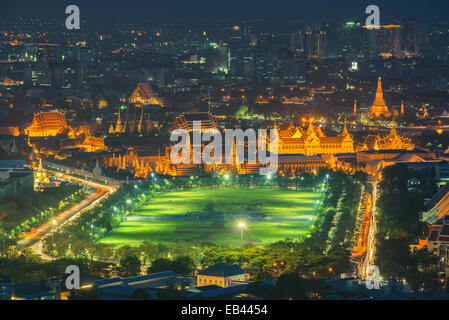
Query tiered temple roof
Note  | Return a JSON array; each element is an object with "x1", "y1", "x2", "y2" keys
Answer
[
  {"x1": 171, "y1": 112, "x2": 219, "y2": 133},
  {"x1": 357, "y1": 121, "x2": 414, "y2": 151},
  {"x1": 25, "y1": 112, "x2": 70, "y2": 137},
  {"x1": 129, "y1": 83, "x2": 163, "y2": 106}
]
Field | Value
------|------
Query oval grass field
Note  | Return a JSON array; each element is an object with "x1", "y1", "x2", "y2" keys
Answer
[{"x1": 99, "y1": 188, "x2": 321, "y2": 247}]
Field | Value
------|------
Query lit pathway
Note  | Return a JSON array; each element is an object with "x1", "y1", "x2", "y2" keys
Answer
[
  {"x1": 17, "y1": 171, "x2": 119, "y2": 260},
  {"x1": 362, "y1": 180, "x2": 378, "y2": 278}
]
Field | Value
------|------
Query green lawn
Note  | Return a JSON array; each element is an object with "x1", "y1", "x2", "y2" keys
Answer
[{"x1": 100, "y1": 188, "x2": 321, "y2": 247}]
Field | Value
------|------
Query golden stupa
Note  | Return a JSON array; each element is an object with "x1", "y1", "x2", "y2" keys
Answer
[{"x1": 368, "y1": 77, "x2": 391, "y2": 119}]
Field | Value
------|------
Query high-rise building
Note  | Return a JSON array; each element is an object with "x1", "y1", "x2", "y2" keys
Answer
[
  {"x1": 25, "y1": 64, "x2": 53, "y2": 87},
  {"x1": 230, "y1": 56, "x2": 255, "y2": 82},
  {"x1": 316, "y1": 30, "x2": 328, "y2": 60},
  {"x1": 338, "y1": 19, "x2": 363, "y2": 58},
  {"x1": 363, "y1": 25, "x2": 402, "y2": 58},
  {"x1": 54, "y1": 62, "x2": 84, "y2": 89},
  {"x1": 303, "y1": 26, "x2": 314, "y2": 58},
  {"x1": 205, "y1": 44, "x2": 230, "y2": 74},
  {"x1": 302, "y1": 26, "x2": 327, "y2": 59},
  {"x1": 326, "y1": 22, "x2": 339, "y2": 59},
  {"x1": 402, "y1": 19, "x2": 425, "y2": 57}
]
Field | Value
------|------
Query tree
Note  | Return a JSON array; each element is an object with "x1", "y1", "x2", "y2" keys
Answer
[
  {"x1": 5, "y1": 246, "x2": 19, "y2": 259},
  {"x1": 19, "y1": 248, "x2": 41, "y2": 263},
  {"x1": 171, "y1": 256, "x2": 195, "y2": 275},
  {"x1": 120, "y1": 254, "x2": 141, "y2": 277},
  {"x1": 148, "y1": 258, "x2": 172, "y2": 274},
  {"x1": 139, "y1": 241, "x2": 157, "y2": 265},
  {"x1": 274, "y1": 273, "x2": 317, "y2": 300}
]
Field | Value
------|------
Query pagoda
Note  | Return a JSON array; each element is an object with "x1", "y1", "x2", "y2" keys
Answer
[
  {"x1": 368, "y1": 77, "x2": 391, "y2": 119},
  {"x1": 109, "y1": 106, "x2": 126, "y2": 134}
]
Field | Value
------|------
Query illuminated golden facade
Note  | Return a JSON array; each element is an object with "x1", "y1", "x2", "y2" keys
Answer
[
  {"x1": 76, "y1": 130, "x2": 106, "y2": 152},
  {"x1": 368, "y1": 77, "x2": 391, "y2": 119},
  {"x1": 105, "y1": 113, "x2": 349, "y2": 178},
  {"x1": 25, "y1": 112, "x2": 70, "y2": 137},
  {"x1": 107, "y1": 148, "x2": 157, "y2": 178},
  {"x1": 129, "y1": 83, "x2": 163, "y2": 106},
  {"x1": 275, "y1": 121, "x2": 354, "y2": 156},
  {"x1": 356, "y1": 121, "x2": 414, "y2": 151}
]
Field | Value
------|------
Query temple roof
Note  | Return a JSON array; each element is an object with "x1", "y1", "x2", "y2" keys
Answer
[{"x1": 130, "y1": 83, "x2": 163, "y2": 106}]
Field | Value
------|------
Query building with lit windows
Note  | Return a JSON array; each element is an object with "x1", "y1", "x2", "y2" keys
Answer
[
  {"x1": 275, "y1": 121, "x2": 354, "y2": 156},
  {"x1": 197, "y1": 263, "x2": 249, "y2": 288}
]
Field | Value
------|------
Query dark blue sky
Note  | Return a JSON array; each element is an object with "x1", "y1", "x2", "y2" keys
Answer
[{"x1": 1, "y1": 0, "x2": 448, "y2": 23}]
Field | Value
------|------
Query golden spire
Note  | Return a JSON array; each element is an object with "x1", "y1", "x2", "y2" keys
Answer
[
  {"x1": 341, "y1": 119, "x2": 349, "y2": 136},
  {"x1": 389, "y1": 119, "x2": 398, "y2": 137},
  {"x1": 376, "y1": 77, "x2": 383, "y2": 100},
  {"x1": 138, "y1": 107, "x2": 144, "y2": 133},
  {"x1": 115, "y1": 106, "x2": 124, "y2": 133},
  {"x1": 117, "y1": 106, "x2": 122, "y2": 125},
  {"x1": 400, "y1": 100, "x2": 404, "y2": 116},
  {"x1": 306, "y1": 117, "x2": 315, "y2": 135},
  {"x1": 368, "y1": 76, "x2": 391, "y2": 119},
  {"x1": 353, "y1": 99, "x2": 357, "y2": 116}
]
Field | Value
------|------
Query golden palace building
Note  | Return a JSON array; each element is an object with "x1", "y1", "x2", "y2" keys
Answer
[
  {"x1": 274, "y1": 121, "x2": 354, "y2": 156},
  {"x1": 105, "y1": 112, "x2": 357, "y2": 178},
  {"x1": 25, "y1": 112, "x2": 70, "y2": 137},
  {"x1": 356, "y1": 122, "x2": 414, "y2": 152}
]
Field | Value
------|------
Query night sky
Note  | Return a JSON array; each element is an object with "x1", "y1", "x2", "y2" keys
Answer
[{"x1": 1, "y1": 0, "x2": 449, "y2": 23}]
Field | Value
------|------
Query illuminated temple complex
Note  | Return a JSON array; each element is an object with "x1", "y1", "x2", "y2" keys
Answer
[
  {"x1": 367, "y1": 77, "x2": 391, "y2": 119},
  {"x1": 356, "y1": 121, "x2": 414, "y2": 152},
  {"x1": 109, "y1": 106, "x2": 155, "y2": 135},
  {"x1": 25, "y1": 112, "x2": 70, "y2": 137},
  {"x1": 104, "y1": 113, "x2": 355, "y2": 177},
  {"x1": 275, "y1": 121, "x2": 354, "y2": 155},
  {"x1": 75, "y1": 129, "x2": 107, "y2": 152}
]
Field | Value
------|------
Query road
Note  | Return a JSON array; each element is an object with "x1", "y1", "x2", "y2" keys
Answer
[
  {"x1": 17, "y1": 171, "x2": 118, "y2": 260},
  {"x1": 361, "y1": 181, "x2": 378, "y2": 278}
]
